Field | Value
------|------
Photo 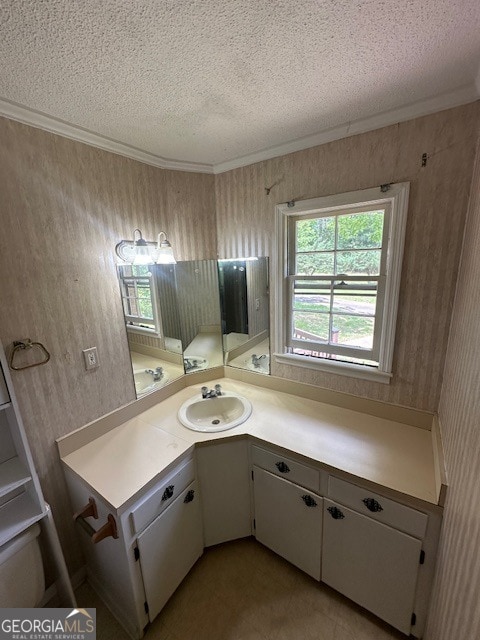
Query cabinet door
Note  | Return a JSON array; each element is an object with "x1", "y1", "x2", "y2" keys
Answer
[
  {"x1": 253, "y1": 466, "x2": 322, "y2": 580},
  {"x1": 137, "y1": 481, "x2": 203, "y2": 622},
  {"x1": 196, "y1": 440, "x2": 251, "y2": 546},
  {"x1": 322, "y1": 499, "x2": 421, "y2": 635}
]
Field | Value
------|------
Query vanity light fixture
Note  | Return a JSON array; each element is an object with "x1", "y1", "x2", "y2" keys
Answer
[
  {"x1": 115, "y1": 228, "x2": 156, "y2": 265},
  {"x1": 156, "y1": 232, "x2": 176, "y2": 264},
  {"x1": 115, "y1": 229, "x2": 176, "y2": 265}
]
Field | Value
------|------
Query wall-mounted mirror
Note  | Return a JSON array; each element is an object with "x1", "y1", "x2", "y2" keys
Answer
[
  {"x1": 218, "y1": 257, "x2": 270, "y2": 374},
  {"x1": 117, "y1": 260, "x2": 223, "y2": 398}
]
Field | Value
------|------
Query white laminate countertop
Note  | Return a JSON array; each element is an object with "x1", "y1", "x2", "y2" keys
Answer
[{"x1": 61, "y1": 378, "x2": 440, "y2": 512}]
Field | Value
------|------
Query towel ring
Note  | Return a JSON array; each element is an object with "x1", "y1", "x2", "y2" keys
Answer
[{"x1": 9, "y1": 339, "x2": 51, "y2": 371}]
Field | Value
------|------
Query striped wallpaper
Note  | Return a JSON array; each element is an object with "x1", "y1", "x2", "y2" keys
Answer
[
  {"x1": 174, "y1": 259, "x2": 221, "y2": 348},
  {"x1": 215, "y1": 102, "x2": 480, "y2": 412},
  {"x1": 425, "y1": 130, "x2": 480, "y2": 639},
  {"x1": 0, "y1": 117, "x2": 215, "y2": 574}
]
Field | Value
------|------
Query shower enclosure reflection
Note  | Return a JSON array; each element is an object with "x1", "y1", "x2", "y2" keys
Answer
[{"x1": 218, "y1": 257, "x2": 270, "y2": 374}]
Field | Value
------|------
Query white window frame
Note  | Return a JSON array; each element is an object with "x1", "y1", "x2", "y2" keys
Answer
[
  {"x1": 118, "y1": 266, "x2": 162, "y2": 338},
  {"x1": 273, "y1": 183, "x2": 409, "y2": 383}
]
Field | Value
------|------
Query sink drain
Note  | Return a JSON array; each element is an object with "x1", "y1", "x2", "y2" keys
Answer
[{"x1": 211, "y1": 419, "x2": 220, "y2": 425}]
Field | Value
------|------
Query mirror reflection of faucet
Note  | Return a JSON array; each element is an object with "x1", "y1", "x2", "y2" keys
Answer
[
  {"x1": 251, "y1": 354, "x2": 267, "y2": 368},
  {"x1": 184, "y1": 356, "x2": 209, "y2": 372},
  {"x1": 245, "y1": 353, "x2": 270, "y2": 373},
  {"x1": 145, "y1": 367, "x2": 164, "y2": 381}
]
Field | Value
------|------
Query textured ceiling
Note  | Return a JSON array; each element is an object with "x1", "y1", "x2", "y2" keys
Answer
[{"x1": 1, "y1": 0, "x2": 480, "y2": 169}]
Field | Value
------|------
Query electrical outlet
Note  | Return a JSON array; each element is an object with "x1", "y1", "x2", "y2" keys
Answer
[
  {"x1": 255, "y1": 298, "x2": 260, "y2": 310},
  {"x1": 82, "y1": 347, "x2": 99, "y2": 370}
]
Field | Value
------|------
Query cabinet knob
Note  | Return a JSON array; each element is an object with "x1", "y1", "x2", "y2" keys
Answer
[
  {"x1": 275, "y1": 461, "x2": 290, "y2": 474},
  {"x1": 184, "y1": 490, "x2": 195, "y2": 503},
  {"x1": 362, "y1": 497, "x2": 383, "y2": 512},
  {"x1": 162, "y1": 485, "x2": 174, "y2": 502},
  {"x1": 301, "y1": 495, "x2": 317, "y2": 508},
  {"x1": 327, "y1": 506, "x2": 345, "y2": 520}
]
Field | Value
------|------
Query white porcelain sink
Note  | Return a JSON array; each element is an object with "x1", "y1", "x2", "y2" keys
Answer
[
  {"x1": 134, "y1": 370, "x2": 170, "y2": 397},
  {"x1": 178, "y1": 391, "x2": 252, "y2": 432}
]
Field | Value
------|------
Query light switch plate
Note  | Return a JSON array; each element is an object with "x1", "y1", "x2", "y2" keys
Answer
[{"x1": 82, "y1": 347, "x2": 99, "y2": 370}]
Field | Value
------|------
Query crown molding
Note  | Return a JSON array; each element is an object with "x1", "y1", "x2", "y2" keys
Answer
[
  {"x1": 0, "y1": 98, "x2": 214, "y2": 174},
  {"x1": 212, "y1": 84, "x2": 480, "y2": 174},
  {"x1": 1, "y1": 83, "x2": 478, "y2": 177}
]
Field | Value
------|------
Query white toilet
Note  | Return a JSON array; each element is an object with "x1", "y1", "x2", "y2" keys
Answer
[{"x1": 0, "y1": 524, "x2": 45, "y2": 607}]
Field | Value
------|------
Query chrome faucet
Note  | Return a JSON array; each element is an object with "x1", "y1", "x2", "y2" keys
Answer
[
  {"x1": 145, "y1": 367, "x2": 163, "y2": 381},
  {"x1": 201, "y1": 384, "x2": 222, "y2": 399}
]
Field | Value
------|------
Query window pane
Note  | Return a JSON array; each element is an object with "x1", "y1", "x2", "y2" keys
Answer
[
  {"x1": 296, "y1": 252, "x2": 334, "y2": 275},
  {"x1": 332, "y1": 292, "x2": 377, "y2": 316},
  {"x1": 294, "y1": 294, "x2": 330, "y2": 313},
  {"x1": 336, "y1": 250, "x2": 381, "y2": 275},
  {"x1": 332, "y1": 315, "x2": 374, "y2": 349},
  {"x1": 294, "y1": 280, "x2": 331, "y2": 312},
  {"x1": 138, "y1": 299, "x2": 153, "y2": 319},
  {"x1": 137, "y1": 286, "x2": 151, "y2": 300},
  {"x1": 292, "y1": 311, "x2": 329, "y2": 342},
  {"x1": 125, "y1": 298, "x2": 139, "y2": 316},
  {"x1": 337, "y1": 211, "x2": 384, "y2": 249},
  {"x1": 333, "y1": 294, "x2": 377, "y2": 316},
  {"x1": 296, "y1": 217, "x2": 335, "y2": 252}
]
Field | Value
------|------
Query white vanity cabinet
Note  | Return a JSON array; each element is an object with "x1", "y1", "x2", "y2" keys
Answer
[
  {"x1": 249, "y1": 443, "x2": 440, "y2": 638},
  {"x1": 322, "y1": 476, "x2": 435, "y2": 637},
  {"x1": 136, "y1": 480, "x2": 203, "y2": 621},
  {"x1": 251, "y1": 445, "x2": 325, "y2": 580},
  {"x1": 60, "y1": 384, "x2": 443, "y2": 640},
  {"x1": 64, "y1": 454, "x2": 203, "y2": 639},
  {"x1": 322, "y1": 498, "x2": 422, "y2": 635}
]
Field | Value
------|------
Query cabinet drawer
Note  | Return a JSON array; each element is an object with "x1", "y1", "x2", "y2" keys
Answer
[
  {"x1": 328, "y1": 476, "x2": 427, "y2": 539},
  {"x1": 131, "y1": 459, "x2": 195, "y2": 534},
  {"x1": 251, "y1": 445, "x2": 320, "y2": 492}
]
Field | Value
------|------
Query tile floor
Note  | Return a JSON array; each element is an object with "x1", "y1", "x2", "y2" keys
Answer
[{"x1": 76, "y1": 537, "x2": 406, "y2": 640}]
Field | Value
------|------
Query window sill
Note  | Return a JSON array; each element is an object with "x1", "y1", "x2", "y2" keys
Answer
[
  {"x1": 273, "y1": 352, "x2": 392, "y2": 384},
  {"x1": 126, "y1": 325, "x2": 161, "y2": 338}
]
